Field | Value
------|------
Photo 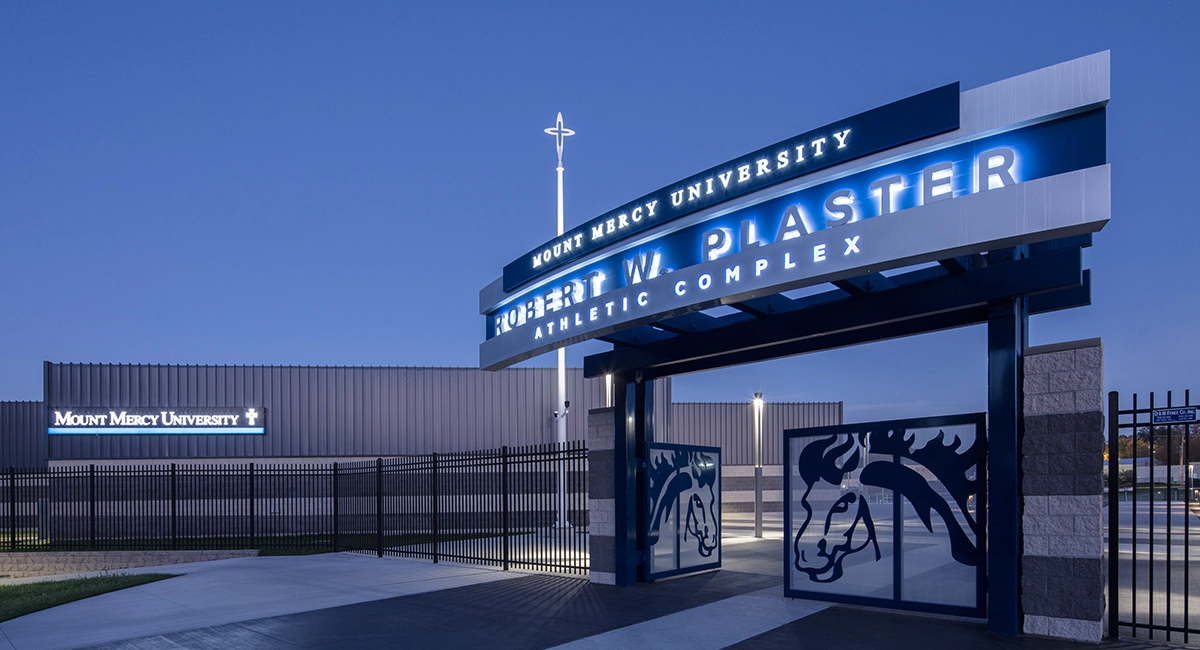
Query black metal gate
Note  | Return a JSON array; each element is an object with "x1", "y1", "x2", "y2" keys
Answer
[
  {"x1": 642, "y1": 443, "x2": 721, "y2": 580},
  {"x1": 1108, "y1": 390, "x2": 1200, "y2": 643},
  {"x1": 784, "y1": 413, "x2": 987, "y2": 618}
]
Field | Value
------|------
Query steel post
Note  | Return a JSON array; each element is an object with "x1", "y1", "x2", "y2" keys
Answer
[{"x1": 986, "y1": 294, "x2": 1026, "y2": 636}]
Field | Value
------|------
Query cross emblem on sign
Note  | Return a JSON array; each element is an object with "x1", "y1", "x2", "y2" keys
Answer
[
  {"x1": 543, "y1": 112, "x2": 575, "y2": 167},
  {"x1": 245, "y1": 409, "x2": 259, "y2": 426}
]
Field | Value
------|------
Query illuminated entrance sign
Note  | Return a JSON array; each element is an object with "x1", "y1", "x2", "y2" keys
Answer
[
  {"x1": 486, "y1": 112, "x2": 1103, "y2": 343},
  {"x1": 483, "y1": 166, "x2": 1107, "y2": 369},
  {"x1": 483, "y1": 54, "x2": 1111, "y2": 632},
  {"x1": 48, "y1": 407, "x2": 267, "y2": 435},
  {"x1": 481, "y1": 56, "x2": 1110, "y2": 371},
  {"x1": 502, "y1": 84, "x2": 960, "y2": 291}
]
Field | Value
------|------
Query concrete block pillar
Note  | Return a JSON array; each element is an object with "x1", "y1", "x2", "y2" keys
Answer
[
  {"x1": 1021, "y1": 338, "x2": 1105, "y2": 642},
  {"x1": 587, "y1": 407, "x2": 617, "y2": 585}
]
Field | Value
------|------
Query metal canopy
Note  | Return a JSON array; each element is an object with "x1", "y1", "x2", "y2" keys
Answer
[{"x1": 585, "y1": 238, "x2": 1090, "y2": 381}]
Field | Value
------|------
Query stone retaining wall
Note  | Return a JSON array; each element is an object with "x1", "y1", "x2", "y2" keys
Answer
[{"x1": 0, "y1": 549, "x2": 259, "y2": 579}]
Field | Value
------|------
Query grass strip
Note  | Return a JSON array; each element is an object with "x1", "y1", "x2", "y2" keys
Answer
[
  {"x1": 0, "y1": 573, "x2": 174, "y2": 623},
  {"x1": 3, "y1": 531, "x2": 509, "y2": 555}
]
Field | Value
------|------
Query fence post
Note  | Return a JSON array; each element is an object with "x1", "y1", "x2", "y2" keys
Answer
[
  {"x1": 8, "y1": 467, "x2": 15, "y2": 551},
  {"x1": 332, "y1": 462, "x2": 339, "y2": 553},
  {"x1": 432, "y1": 452, "x2": 439, "y2": 564},
  {"x1": 1107, "y1": 390, "x2": 1120, "y2": 638},
  {"x1": 89, "y1": 464, "x2": 96, "y2": 551},
  {"x1": 170, "y1": 463, "x2": 178, "y2": 550},
  {"x1": 376, "y1": 458, "x2": 383, "y2": 558},
  {"x1": 249, "y1": 463, "x2": 256, "y2": 550},
  {"x1": 502, "y1": 446, "x2": 509, "y2": 571}
]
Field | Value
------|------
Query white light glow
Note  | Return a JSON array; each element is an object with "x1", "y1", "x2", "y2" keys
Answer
[
  {"x1": 776, "y1": 204, "x2": 814, "y2": 241},
  {"x1": 543, "y1": 112, "x2": 575, "y2": 168},
  {"x1": 704, "y1": 228, "x2": 734, "y2": 261}
]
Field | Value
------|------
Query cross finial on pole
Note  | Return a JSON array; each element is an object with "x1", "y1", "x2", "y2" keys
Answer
[{"x1": 544, "y1": 112, "x2": 575, "y2": 169}]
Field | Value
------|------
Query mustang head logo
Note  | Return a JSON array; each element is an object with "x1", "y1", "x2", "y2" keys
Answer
[
  {"x1": 647, "y1": 449, "x2": 720, "y2": 558},
  {"x1": 793, "y1": 435, "x2": 880, "y2": 582},
  {"x1": 792, "y1": 427, "x2": 983, "y2": 585}
]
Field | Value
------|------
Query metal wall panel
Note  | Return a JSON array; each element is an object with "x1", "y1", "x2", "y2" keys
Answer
[
  {"x1": 664, "y1": 401, "x2": 843, "y2": 466},
  {"x1": 0, "y1": 401, "x2": 46, "y2": 469},
  {"x1": 43, "y1": 363, "x2": 608, "y2": 461},
  {"x1": 25, "y1": 364, "x2": 830, "y2": 464}
]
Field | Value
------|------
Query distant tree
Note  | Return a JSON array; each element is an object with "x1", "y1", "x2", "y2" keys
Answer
[{"x1": 1106, "y1": 425, "x2": 1200, "y2": 465}]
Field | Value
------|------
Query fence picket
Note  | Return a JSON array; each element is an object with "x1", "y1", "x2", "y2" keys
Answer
[
  {"x1": 8, "y1": 467, "x2": 15, "y2": 551},
  {"x1": 1, "y1": 443, "x2": 587, "y2": 575},
  {"x1": 1110, "y1": 389, "x2": 1199, "y2": 643}
]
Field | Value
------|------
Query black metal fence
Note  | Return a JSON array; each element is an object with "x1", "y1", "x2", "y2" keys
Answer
[
  {"x1": 2, "y1": 441, "x2": 588, "y2": 575},
  {"x1": 1108, "y1": 390, "x2": 1199, "y2": 643}
]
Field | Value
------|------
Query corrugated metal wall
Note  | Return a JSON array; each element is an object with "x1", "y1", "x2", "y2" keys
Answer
[
  {"x1": 0, "y1": 401, "x2": 46, "y2": 469},
  {"x1": 4, "y1": 364, "x2": 833, "y2": 465},
  {"x1": 43, "y1": 363, "x2": 617, "y2": 460},
  {"x1": 664, "y1": 401, "x2": 843, "y2": 465}
]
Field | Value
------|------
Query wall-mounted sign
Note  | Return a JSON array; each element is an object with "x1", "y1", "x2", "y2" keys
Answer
[
  {"x1": 502, "y1": 84, "x2": 960, "y2": 292},
  {"x1": 1152, "y1": 408, "x2": 1199, "y2": 425},
  {"x1": 48, "y1": 407, "x2": 267, "y2": 435}
]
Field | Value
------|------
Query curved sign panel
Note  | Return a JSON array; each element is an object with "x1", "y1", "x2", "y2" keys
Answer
[
  {"x1": 503, "y1": 84, "x2": 960, "y2": 291},
  {"x1": 480, "y1": 56, "x2": 1110, "y2": 371}
]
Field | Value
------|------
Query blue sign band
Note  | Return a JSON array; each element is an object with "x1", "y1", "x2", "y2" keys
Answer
[
  {"x1": 49, "y1": 427, "x2": 266, "y2": 435},
  {"x1": 1152, "y1": 408, "x2": 1198, "y2": 424},
  {"x1": 502, "y1": 83, "x2": 960, "y2": 291}
]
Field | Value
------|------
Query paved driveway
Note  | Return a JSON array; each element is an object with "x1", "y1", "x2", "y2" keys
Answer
[{"x1": 0, "y1": 553, "x2": 524, "y2": 650}]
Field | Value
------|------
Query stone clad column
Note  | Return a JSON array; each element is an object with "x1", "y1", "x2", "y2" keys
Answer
[
  {"x1": 587, "y1": 407, "x2": 617, "y2": 585},
  {"x1": 1021, "y1": 338, "x2": 1104, "y2": 642}
]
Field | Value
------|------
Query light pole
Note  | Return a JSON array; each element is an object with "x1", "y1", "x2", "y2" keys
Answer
[
  {"x1": 753, "y1": 392, "x2": 764, "y2": 538},
  {"x1": 545, "y1": 113, "x2": 575, "y2": 529}
]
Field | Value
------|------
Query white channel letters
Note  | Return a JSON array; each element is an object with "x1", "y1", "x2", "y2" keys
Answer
[
  {"x1": 527, "y1": 126, "x2": 855, "y2": 273},
  {"x1": 51, "y1": 408, "x2": 264, "y2": 431},
  {"x1": 493, "y1": 147, "x2": 1017, "y2": 341}
]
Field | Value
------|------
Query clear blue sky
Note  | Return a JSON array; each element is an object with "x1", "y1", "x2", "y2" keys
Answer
[{"x1": 2, "y1": 1, "x2": 1196, "y2": 420}]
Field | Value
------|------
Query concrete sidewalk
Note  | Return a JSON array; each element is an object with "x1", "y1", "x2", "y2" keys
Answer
[
  {"x1": 1, "y1": 540, "x2": 1182, "y2": 650},
  {"x1": 0, "y1": 554, "x2": 261, "y2": 586},
  {"x1": 0, "y1": 553, "x2": 526, "y2": 650},
  {"x1": 62, "y1": 544, "x2": 1171, "y2": 650}
]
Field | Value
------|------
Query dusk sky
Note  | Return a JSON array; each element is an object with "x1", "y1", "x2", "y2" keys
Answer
[{"x1": 2, "y1": 2, "x2": 1197, "y2": 420}]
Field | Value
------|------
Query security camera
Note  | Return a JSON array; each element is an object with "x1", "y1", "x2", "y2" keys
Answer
[{"x1": 564, "y1": 400, "x2": 570, "y2": 409}]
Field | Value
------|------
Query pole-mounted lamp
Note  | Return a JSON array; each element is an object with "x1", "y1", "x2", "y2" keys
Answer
[
  {"x1": 545, "y1": 112, "x2": 575, "y2": 530},
  {"x1": 753, "y1": 392, "x2": 764, "y2": 538}
]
